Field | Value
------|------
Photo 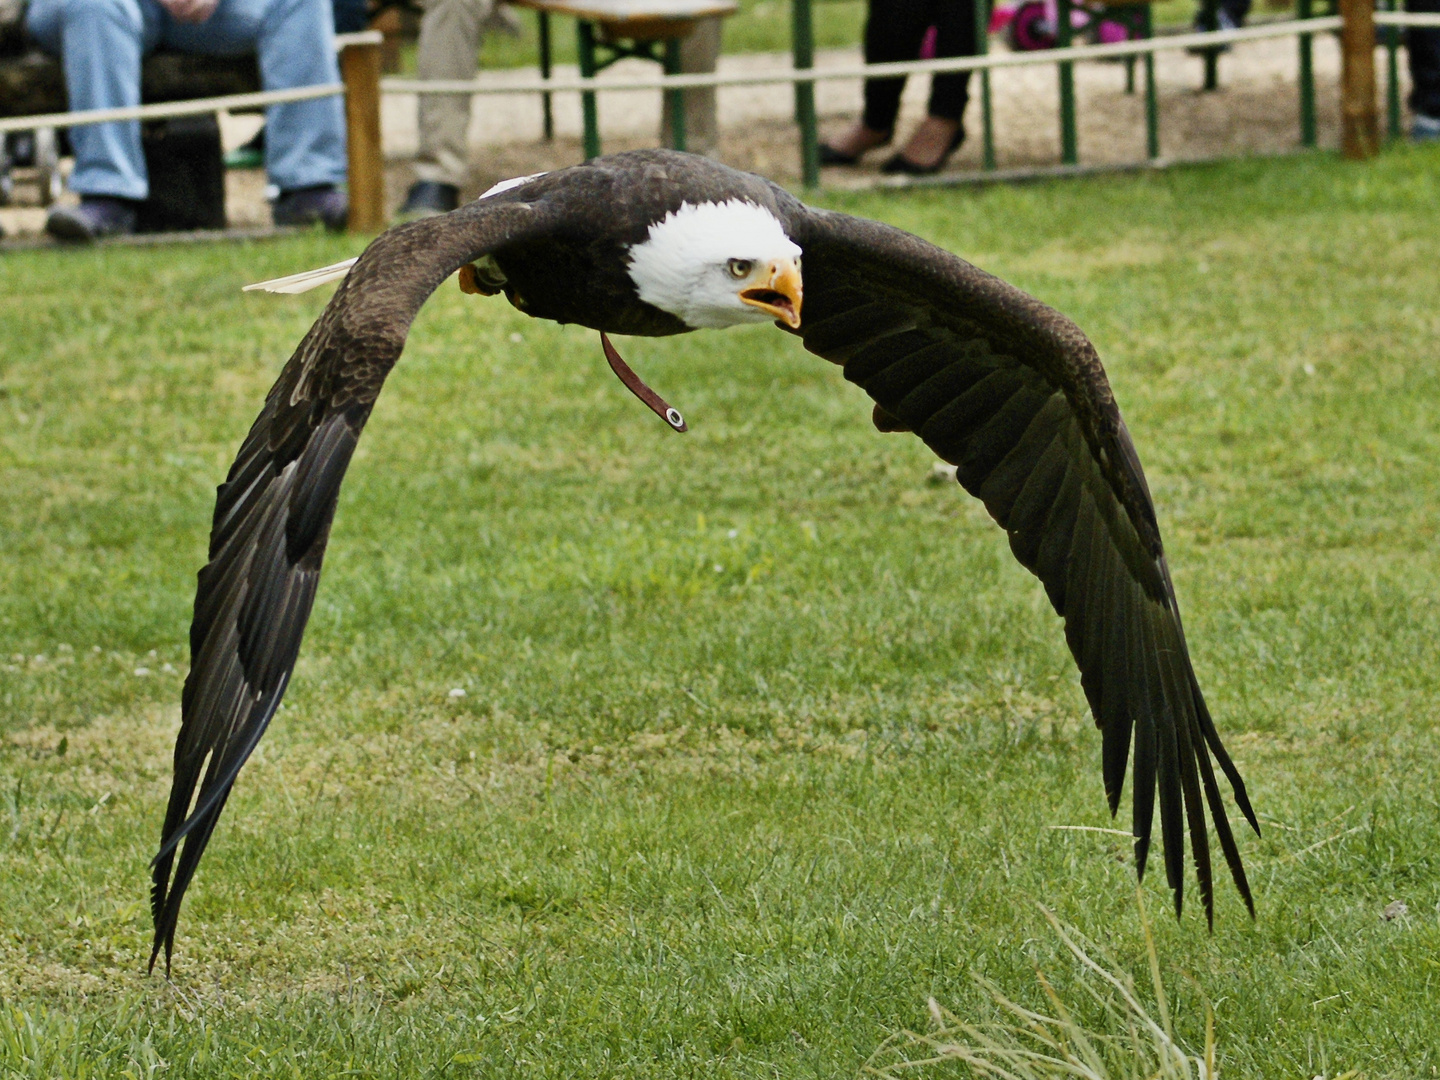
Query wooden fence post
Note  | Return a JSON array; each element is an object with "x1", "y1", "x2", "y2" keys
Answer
[
  {"x1": 1339, "y1": 0, "x2": 1380, "y2": 159},
  {"x1": 340, "y1": 34, "x2": 386, "y2": 232}
]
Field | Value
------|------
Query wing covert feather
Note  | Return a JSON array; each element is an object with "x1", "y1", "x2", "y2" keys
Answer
[
  {"x1": 150, "y1": 198, "x2": 555, "y2": 970},
  {"x1": 784, "y1": 204, "x2": 1258, "y2": 924}
]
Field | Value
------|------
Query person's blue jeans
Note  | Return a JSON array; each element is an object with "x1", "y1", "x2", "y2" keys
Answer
[{"x1": 27, "y1": 0, "x2": 346, "y2": 200}]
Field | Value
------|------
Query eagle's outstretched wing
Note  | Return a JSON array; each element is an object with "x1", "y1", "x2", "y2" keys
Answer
[
  {"x1": 785, "y1": 205, "x2": 1259, "y2": 924},
  {"x1": 149, "y1": 198, "x2": 556, "y2": 972}
]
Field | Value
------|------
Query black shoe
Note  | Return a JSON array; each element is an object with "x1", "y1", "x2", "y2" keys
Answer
[
  {"x1": 272, "y1": 185, "x2": 348, "y2": 231},
  {"x1": 45, "y1": 196, "x2": 139, "y2": 242},
  {"x1": 818, "y1": 130, "x2": 892, "y2": 167},
  {"x1": 880, "y1": 124, "x2": 965, "y2": 176},
  {"x1": 398, "y1": 180, "x2": 459, "y2": 219}
]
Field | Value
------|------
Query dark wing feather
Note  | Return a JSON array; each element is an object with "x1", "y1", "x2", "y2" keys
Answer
[
  {"x1": 150, "y1": 197, "x2": 556, "y2": 971},
  {"x1": 784, "y1": 205, "x2": 1259, "y2": 923}
]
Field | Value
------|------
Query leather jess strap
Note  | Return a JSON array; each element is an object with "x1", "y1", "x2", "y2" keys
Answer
[{"x1": 601, "y1": 332, "x2": 687, "y2": 433}]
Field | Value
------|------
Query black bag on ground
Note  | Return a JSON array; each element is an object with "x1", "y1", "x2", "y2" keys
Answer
[{"x1": 138, "y1": 115, "x2": 226, "y2": 233}]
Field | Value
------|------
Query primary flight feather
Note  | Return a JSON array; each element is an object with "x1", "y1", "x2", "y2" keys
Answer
[{"x1": 150, "y1": 150, "x2": 1258, "y2": 971}]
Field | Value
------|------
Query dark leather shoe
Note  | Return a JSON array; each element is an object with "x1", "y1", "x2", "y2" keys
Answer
[
  {"x1": 398, "y1": 180, "x2": 459, "y2": 219},
  {"x1": 45, "y1": 196, "x2": 139, "y2": 242},
  {"x1": 273, "y1": 185, "x2": 348, "y2": 231},
  {"x1": 880, "y1": 124, "x2": 966, "y2": 176}
]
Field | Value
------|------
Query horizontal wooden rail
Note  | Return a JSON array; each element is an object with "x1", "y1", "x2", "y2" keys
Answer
[{"x1": 381, "y1": 16, "x2": 1344, "y2": 96}]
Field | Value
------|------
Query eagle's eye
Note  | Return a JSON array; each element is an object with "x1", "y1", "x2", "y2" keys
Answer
[{"x1": 726, "y1": 259, "x2": 753, "y2": 279}]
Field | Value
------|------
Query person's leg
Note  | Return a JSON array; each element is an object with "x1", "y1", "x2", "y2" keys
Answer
[
  {"x1": 413, "y1": 0, "x2": 492, "y2": 188},
  {"x1": 26, "y1": 0, "x2": 164, "y2": 200},
  {"x1": 861, "y1": 0, "x2": 931, "y2": 132},
  {"x1": 879, "y1": 0, "x2": 969, "y2": 170},
  {"x1": 166, "y1": 0, "x2": 347, "y2": 192},
  {"x1": 1407, "y1": 0, "x2": 1440, "y2": 127},
  {"x1": 925, "y1": 0, "x2": 975, "y2": 124},
  {"x1": 1218, "y1": 0, "x2": 1250, "y2": 27},
  {"x1": 823, "y1": 0, "x2": 930, "y2": 161}
]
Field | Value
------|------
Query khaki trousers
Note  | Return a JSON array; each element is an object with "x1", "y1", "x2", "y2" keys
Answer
[{"x1": 414, "y1": 0, "x2": 494, "y2": 186}]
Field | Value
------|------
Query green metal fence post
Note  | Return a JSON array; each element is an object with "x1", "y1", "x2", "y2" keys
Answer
[
  {"x1": 977, "y1": 0, "x2": 996, "y2": 170},
  {"x1": 1385, "y1": 0, "x2": 1401, "y2": 138},
  {"x1": 1298, "y1": 0, "x2": 1316, "y2": 146},
  {"x1": 664, "y1": 37, "x2": 687, "y2": 152},
  {"x1": 1142, "y1": 4, "x2": 1159, "y2": 159},
  {"x1": 538, "y1": 10, "x2": 554, "y2": 141},
  {"x1": 1057, "y1": 0, "x2": 1077, "y2": 164},
  {"x1": 578, "y1": 20, "x2": 601, "y2": 160},
  {"x1": 793, "y1": 0, "x2": 820, "y2": 187}
]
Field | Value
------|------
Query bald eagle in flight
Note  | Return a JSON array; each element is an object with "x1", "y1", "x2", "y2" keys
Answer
[{"x1": 149, "y1": 149, "x2": 1258, "y2": 972}]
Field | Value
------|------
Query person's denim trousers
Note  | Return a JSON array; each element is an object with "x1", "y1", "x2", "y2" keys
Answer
[{"x1": 27, "y1": 0, "x2": 346, "y2": 200}]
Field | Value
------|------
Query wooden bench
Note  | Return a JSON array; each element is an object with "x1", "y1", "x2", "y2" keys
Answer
[{"x1": 507, "y1": 0, "x2": 738, "y2": 159}]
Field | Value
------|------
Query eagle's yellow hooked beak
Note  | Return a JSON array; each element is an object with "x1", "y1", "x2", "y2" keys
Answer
[{"x1": 739, "y1": 257, "x2": 803, "y2": 329}]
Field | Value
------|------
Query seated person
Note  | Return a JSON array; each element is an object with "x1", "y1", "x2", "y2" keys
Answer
[
  {"x1": 26, "y1": 0, "x2": 349, "y2": 240},
  {"x1": 821, "y1": 0, "x2": 976, "y2": 175}
]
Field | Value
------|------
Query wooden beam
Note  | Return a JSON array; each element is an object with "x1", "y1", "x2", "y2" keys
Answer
[
  {"x1": 1340, "y1": 0, "x2": 1380, "y2": 159},
  {"x1": 340, "y1": 38, "x2": 386, "y2": 233}
]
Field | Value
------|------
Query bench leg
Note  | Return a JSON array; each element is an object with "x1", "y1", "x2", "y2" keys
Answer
[
  {"x1": 578, "y1": 21, "x2": 601, "y2": 160},
  {"x1": 539, "y1": 10, "x2": 554, "y2": 141},
  {"x1": 1298, "y1": 0, "x2": 1316, "y2": 146},
  {"x1": 1142, "y1": 5, "x2": 1159, "y2": 158},
  {"x1": 664, "y1": 37, "x2": 688, "y2": 152},
  {"x1": 975, "y1": 0, "x2": 995, "y2": 170},
  {"x1": 1057, "y1": 0, "x2": 1078, "y2": 165},
  {"x1": 341, "y1": 38, "x2": 386, "y2": 233},
  {"x1": 792, "y1": 0, "x2": 819, "y2": 187}
]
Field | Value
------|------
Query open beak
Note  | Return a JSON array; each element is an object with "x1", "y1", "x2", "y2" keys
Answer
[{"x1": 739, "y1": 257, "x2": 803, "y2": 329}]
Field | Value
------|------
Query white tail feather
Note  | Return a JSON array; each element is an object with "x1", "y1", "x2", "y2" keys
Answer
[{"x1": 243, "y1": 257, "x2": 359, "y2": 295}]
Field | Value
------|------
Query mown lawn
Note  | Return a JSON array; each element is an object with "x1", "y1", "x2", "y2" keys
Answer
[{"x1": 3, "y1": 147, "x2": 1439, "y2": 1077}]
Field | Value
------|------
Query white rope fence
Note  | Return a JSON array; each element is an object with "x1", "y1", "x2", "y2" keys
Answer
[
  {"x1": 0, "y1": 30, "x2": 379, "y2": 135},
  {"x1": 1373, "y1": 10, "x2": 1440, "y2": 24}
]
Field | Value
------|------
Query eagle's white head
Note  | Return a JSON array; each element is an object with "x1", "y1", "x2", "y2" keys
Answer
[{"x1": 626, "y1": 200, "x2": 803, "y2": 331}]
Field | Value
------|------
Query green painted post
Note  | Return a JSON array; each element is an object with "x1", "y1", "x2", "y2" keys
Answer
[
  {"x1": 1143, "y1": 5, "x2": 1159, "y2": 158},
  {"x1": 1385, "y1": 0, "x2": 1401, "y2": 138},
  {"x1": 1298, "y1": 0, "x2": 1316, "y2": 146},
  {"x1": 977, "y1": 0, "x2": 995, "y2": 170},
  {"x1": 578, "y1": 21, "x2": 601, "y2": 160},
  {"x1": 538, "y1": 11, "x2": 554, "y2": 141},
  {"x1": 1057, "y1": 0, "x2": 1077, "y2": 164},
  {"x1": 664, "y1": 37, "x2": 687, "y2": 152},
  {"x1": 792, "y1": 0, "x2": 819, "y2": 187}
]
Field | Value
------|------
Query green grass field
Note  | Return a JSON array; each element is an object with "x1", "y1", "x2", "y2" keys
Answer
[{"x1": 3, "y1": 147, "x2": 1440, "y2": 1077}]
